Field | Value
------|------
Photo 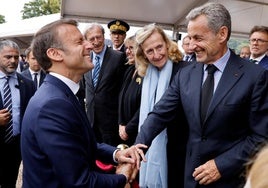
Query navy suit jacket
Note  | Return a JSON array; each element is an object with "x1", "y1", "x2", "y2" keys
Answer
[
  {"x1": 84, "y1": 47, "x2": 126, "y2": 145},
  {"x1": 258, "y1": 55, "x2": 268, "y2": 70},
  {"x1": 0, "y1": 73, "x2": 35, "y2": 141},
  {"x1": 21, "y1": 69, "x2": 46, "y2": 88},
  {"x1": 135, "y1": 51, "x2": 268, "y2": 188},
  {"x1": 21, "y1": 74, "x2": 127, "y2": 188}
]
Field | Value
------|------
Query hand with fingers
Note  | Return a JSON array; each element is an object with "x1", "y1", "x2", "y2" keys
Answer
[
  {"x1": 0, "y1": 109, "x2": 11, "y2": 126},
  {"x1": 119, "y1": 124, "x2": 129, "y2": 141},
  {"x1": 116, "y1": 162, "x2": 138, "y2": 184},
  {"x1": 192, "y1": 159, "x2": 221, "y2": 185},
  {"x1": 115, "y1": 144, "x2": 147, "y2": 169}
]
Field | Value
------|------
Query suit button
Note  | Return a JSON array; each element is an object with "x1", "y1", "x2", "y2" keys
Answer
[{"x1": 201, "y1": 137, "x2": 207, "y2": 141}]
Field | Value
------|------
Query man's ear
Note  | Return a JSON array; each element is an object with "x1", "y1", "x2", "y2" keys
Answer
[
  {"x1": 218, "y1": 26, "x2": 228, "y2": 43},
  {"x1": 46, "y1": 48, "x2": 63, "y2": 62}
]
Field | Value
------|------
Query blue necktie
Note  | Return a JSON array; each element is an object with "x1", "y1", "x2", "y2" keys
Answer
[
  {"x1": 33, "y1": 72, "x2": 38, "y2": 89},
  {"x1": 185, "y1": 55, "x2": 190, "y2": 61},
  {"x1": 93, "y1": 56, "x2": 100, "y2": 87},
  {"x1": 3, "y1": 76, "x2": 13, "y2": 143}
]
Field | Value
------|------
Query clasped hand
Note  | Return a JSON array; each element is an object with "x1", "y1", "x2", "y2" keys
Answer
[
  {"x1": 0, "y1": 109, "x2": 11, "y2": 126},
  {"x1": 115, "y1": 144, "x2": 147, "y2": 184}
]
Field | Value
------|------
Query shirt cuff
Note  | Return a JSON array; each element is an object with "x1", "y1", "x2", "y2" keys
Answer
[{"x1": 113, "y1": 149, "x2": 120, "y2": 163}]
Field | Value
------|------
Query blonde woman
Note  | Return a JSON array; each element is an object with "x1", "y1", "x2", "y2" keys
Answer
[
  {"x1": 244, "y1": 144, "x2": 268, "y2": 188},
  {"x1": 135, "y1": 23, "x2": 189, "y2": 188},
  {"x1": 118, "y1": 35, "x2": 142, "y2": 146}
]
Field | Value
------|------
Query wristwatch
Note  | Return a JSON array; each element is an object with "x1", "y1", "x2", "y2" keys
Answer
[{"x1": 117, "y1": 144, "x2": 129, "y2": 150}]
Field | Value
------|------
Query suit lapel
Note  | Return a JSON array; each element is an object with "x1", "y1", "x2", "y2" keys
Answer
[
  {"x1": 47, "y1": 75, "x2": 93, "y2": 137},
  {"x1": 0, "y1": 92, "x2": 2, "y2": 108},
  {"x1": 206, "y1": 54, "x2": 244, "y2": 121},
  {"x1": 259, "y1": 55, "x2": 268, "y2": 69},
  {"x1": 89, "y1": 48, "x2": 110, "y2": 89},
  {"x1": 26, "y1": 69, "x2": 31, "y2": 79},
  {"x1": 97, "y1": 48, "x2": 111, "y2": 83},
  {"x1": 189, "y1": 63, "x2": 204, "y2": 125},
  {"x1": 17, "y1": 74, "x2": 26, "y2": 107}
]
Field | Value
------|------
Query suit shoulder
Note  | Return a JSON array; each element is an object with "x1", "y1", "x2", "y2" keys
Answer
[
  {"x1": 106, "y1": 48, "x2": 126, "y2": 62},
  {"x1": 20, "y1": 69, "x2": 30, "y2": 76},
  {"x1": 17, "y1": 72, "x2": 32, "y2": 82},
  {"x1": 109, "y1": 47, "x2": 125, "y2": 57}
]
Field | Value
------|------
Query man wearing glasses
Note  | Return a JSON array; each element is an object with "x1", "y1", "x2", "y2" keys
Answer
[{"x1": 249, "y1": 26, "x2": 268, "y2": 70}]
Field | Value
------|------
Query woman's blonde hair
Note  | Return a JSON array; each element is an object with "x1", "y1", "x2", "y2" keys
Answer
[
  {"x1": 245, "y1": 144, "x2": 268, "y2": 188},
  {"x1": 135, "y1": 23, "x2": 183, "y2": 77},
  {"x1": 124, "y1": 35, "x2": 136, "y2": 65}
]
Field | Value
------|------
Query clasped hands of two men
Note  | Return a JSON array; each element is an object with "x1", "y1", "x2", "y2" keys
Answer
[
  {"x1": 115, "y1": 144, "x2": 221, "y2": 187},
  {"x1": 114, "y1": 144, "x2": 147, "y2": 187}
]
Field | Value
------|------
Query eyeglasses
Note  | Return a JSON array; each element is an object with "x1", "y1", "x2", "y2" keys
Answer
[{"x1": 249, "y1": 38, "x2": 268, "y2": 44}]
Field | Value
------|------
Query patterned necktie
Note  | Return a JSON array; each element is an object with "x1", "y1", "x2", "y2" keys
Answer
[
  {"x1": 33, "y1": 72, "x2": 38, "y2": 89},
  {"x1": 249, "y1": 59, "x2": 257, "y2": 64},
  {"x1": 185, "y1": 55, "x2": 190, "y2": 62},
  {"x1": 201, "y1": 64, "x2": 218, "y2": 124},
  {"x1": 92, "y1": 56, "x2": 100, "y2": 87},
  {"x1": 3, "y1": 76, "x2": 13, "y2": 143}
]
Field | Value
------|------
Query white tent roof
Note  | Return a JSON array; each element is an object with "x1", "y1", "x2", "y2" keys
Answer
[
  {"x1": 0, "y1": 14, "x2": 60, "y2": 50},
  {"x1": 61, "y1": 0, "x2": 268, "y2": 38}
]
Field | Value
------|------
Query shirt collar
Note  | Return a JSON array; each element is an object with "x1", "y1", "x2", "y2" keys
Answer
[
  {"x1": 250, "y1": 53, "x2": 266, "y2": 62},
  {"x1": 203, "y1": 49, "x2": 230, "y2": 73},
  {"x1": 49, "y1": 72, "x2": 80, "y2": 95},
  {"x1": 113, "y1": 43, "x2": 124, "y2": 51},
  {"x1": 93, "y1": 45, "x2": 107, "y2": 60},
  {"x1": 29, "y1": 69, "x2": 41, "y2": 75},
  {"x1": 0, "y1": 71, "x2": 17, "y2": 80}
]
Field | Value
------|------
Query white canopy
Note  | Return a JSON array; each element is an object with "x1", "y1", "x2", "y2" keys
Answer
[
  {"x1": 0, "y1": 14, "x2": 60, "y2": 50},
  {"x1": 61, "y1": 0, "x2": 268, "y2": 39}
]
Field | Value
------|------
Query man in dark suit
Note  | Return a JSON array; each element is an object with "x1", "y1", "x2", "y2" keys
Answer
[
  {"x1": 21, "y1": 19, "x2": 146, "y2": 188},
  {"x1": 21, "y1": 47, "x2": 46, "y2": 90},
  {"x1": 135, "y1": 3, "x2": 268, "y2": 188},
  {"x1": 84, "y1": 23, "x2": 127, "y2": 146},
  {"x1": 0, "y1": 40, "x2": 35, "y2": 188},
  {"x1": 182, "y1": 35, "x2": 196, "y2": 62},
  {"x1": 249, "y1": 25, "x2": 268, "y2": 70},
  {"x1": 16, "y1": 54, "x2": 29, "y2": 73}
]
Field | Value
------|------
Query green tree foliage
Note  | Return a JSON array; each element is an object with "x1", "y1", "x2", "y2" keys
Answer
[
  {"x1": 0, "y1": 15, "x2": 6, "y2": 24},
  {"x1": 21, "y1": 0, "x2": 61, "y2": 19},
  {"x1": 228, "y1": 38, "x2": 249, "y2": 55}
]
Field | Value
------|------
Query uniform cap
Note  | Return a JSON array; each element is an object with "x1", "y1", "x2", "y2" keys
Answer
[{"x1": 107, "y1": 19, "x2": 130, "y2": 34}]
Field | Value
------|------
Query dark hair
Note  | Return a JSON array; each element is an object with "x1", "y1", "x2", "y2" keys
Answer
[
  {"x1": 24, "y1": 47, "x2": 32, "y2": 58},
  {"x1": 250, "y1": 26, "x2": 268, "y2": 36},
  {"x1": 31, "y1": 19, "x2": 78, "y2": 71}
]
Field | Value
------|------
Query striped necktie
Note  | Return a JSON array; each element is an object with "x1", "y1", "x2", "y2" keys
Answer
[
  {"x1": 93, "y1": 56, "x2": 100, "y2": 87},
  {"x1": 3, "y1": 76, "x2": 13, "y2": 143}
]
